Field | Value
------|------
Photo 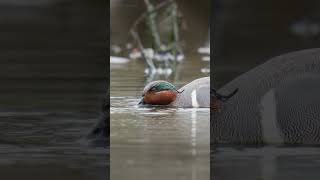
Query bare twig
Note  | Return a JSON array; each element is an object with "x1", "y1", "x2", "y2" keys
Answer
[
  {"x1": 128, "y1": 0, "x2": 184, "y2": 75},
  {"x1": 129, "y1": 0, "x2": 173, "y2": 36},
  {"x1": 130, "y1": 29, "x2": 156, "y2": 71},
  {"x1": 144, "y1": 0, "x2": 162, "y2": 49}
]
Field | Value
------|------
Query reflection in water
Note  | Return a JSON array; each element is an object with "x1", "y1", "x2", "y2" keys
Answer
[
  {"x1": 212, "y1": 147, "x2": 320, "y2": 180},
  {"x1": 110, "y1": 98, "x2": 209, "y2": 180},
  {"x1": 0, "y1": 110, "x2": 107, "y2": 180}
]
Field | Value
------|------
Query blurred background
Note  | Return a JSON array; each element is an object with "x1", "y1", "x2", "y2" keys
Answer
[
  {"x1": 111, "y1": 0, "x2": 210, "y2": 95},
  {"x1": 0, "y1": 0, "x2": 107, "y2": 179},
  {"x1": 212, "y1": 0, "x2": 320, "y2": 88},
  {"x1": 212, "y1": 0, "x2": 320, "y2": 180}
]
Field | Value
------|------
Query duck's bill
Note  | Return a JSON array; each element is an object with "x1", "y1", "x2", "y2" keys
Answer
[
  {"x1": 137, "y1": 99, "x2": 155, "y2": 108},
  {"x1": 138, "y1": 98, "x2": 144, "y2": 105}
]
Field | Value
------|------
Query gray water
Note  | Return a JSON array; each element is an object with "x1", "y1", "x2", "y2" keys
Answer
[
  {"x1": 111, "y1": 97, "x2": 209, "y2": 180},
  {"x1": 0, "y1": 110, "x2": 107, "y2": 180},
  {"x1": 212, "y1": 147, "x2": 320, "y2": 180}
]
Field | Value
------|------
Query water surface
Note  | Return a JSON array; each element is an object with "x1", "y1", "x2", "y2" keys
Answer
[
  {"x1": 212, "y1": 147, "x2": 320, "y2": 180},
  {"x1": 111, "y1": 97, "x2": 209, "y2": 180}
]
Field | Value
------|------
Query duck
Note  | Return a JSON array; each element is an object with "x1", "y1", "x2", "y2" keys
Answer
[{"x1": 138, "y1": 77, "x2": 238, "y2": 108}]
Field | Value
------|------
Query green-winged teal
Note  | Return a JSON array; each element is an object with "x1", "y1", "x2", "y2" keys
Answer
[
  {"x1": 138, "y1": 77, "x2": 235, "y2": 108},
  {"x1": 139, "y1": 77, "x2": 210, "y2": 108}
]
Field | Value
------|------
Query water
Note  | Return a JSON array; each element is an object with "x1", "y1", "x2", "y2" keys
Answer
[
  {"x1": 212, "y1": 147, "x2": 320, "y2": 180},
  {"x1": 110, "y1": 55, "x2": 210, "y2": 180},
  {"x1": 0, "y1": 110, "x2": 107, "y2": 180},
  {"x1": 110, "y1": 98, "x2": 209, "y2": 180},
  {"x1": 0, "y1": 2, "x2": 107, "y2": 179}
]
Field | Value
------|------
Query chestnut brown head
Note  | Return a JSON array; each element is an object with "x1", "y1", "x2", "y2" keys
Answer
[{"x1": 138, "y1": 81, "x2": 183, "y2": 105}]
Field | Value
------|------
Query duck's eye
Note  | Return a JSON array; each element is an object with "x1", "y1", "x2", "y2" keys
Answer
[{"x1": 150, "y1": 87, "x2": 157, "y2": 91}]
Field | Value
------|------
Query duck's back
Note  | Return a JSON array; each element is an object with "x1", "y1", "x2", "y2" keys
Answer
[{"x1": 171, "y1": 77, "x2": 210, "y2": 108}]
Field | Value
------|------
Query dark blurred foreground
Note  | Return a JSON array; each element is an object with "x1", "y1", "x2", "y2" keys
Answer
[
  {"x1": 213, "y1": 0, "x2": 320, "y2": 87},
  {"x1": 0, "y1": 1, "x2": 108, "y2": 179},
  {"x1": 212, "y1": 0, "x2": 320, "y2": 180}
]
